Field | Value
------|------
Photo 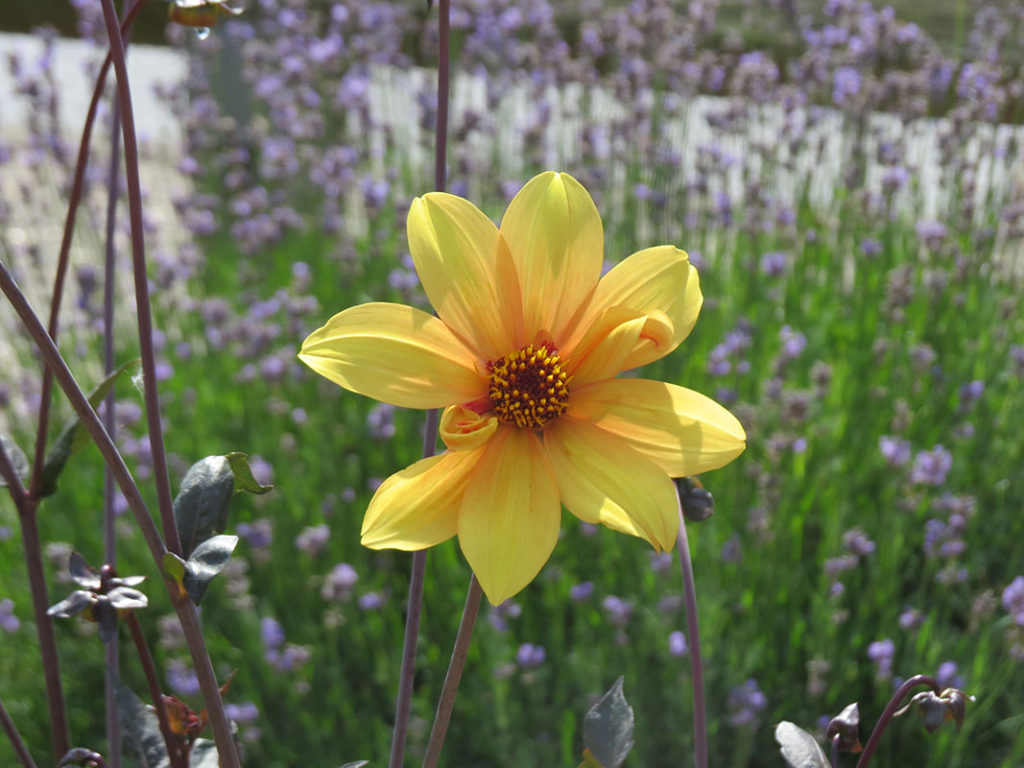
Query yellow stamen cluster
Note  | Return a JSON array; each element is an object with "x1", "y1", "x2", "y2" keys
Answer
[{"x1": 487, "y1": 344, "x2": 570, "y2": 429}]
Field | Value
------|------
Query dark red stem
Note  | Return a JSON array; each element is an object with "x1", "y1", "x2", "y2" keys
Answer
[{"x1": 854, "y1": 675, "x2": 941, "y2": 768}]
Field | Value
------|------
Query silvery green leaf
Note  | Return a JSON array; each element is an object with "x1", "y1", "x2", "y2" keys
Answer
[
  {"x1": 582, "y1": 677, "x2": 634, "y2": 768},
  {"x1": 775, "y1": 721, "x2": 830, "y2": 768}
]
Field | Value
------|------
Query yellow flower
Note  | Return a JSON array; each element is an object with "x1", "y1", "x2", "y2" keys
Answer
[{"x1": 299, "y1": 171, "x2": 746, "y2": 604}]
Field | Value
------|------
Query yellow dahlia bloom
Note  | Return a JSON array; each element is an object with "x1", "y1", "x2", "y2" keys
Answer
[{"x1": 299, "y1": 171, "x2": 745, "y2": 604}]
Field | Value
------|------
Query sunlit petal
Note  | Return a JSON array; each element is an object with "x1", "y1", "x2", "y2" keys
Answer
[
  {"x1": 440, "y1": 404, "x2": 499, "y2": 451},
  {"x1": 361, "y1": 449, "x2": 482, "y2": 549},
  {"x1": 565, "y1": 306, "x2": 647, "y2": 386},
  {"x1": 500, "y1": 172, "x2": 603, "y2": 343},
  {"x1": 298, "y1": 302, "x2": 484, "y2": 408},
  {"x1": 569, "y1": 378, "x2": 746, "y2": 476},
  {"x1": 408, "y1": 194, "x2": 524, "y2": 358},
  {"x1": 545, "y1": 417, "x2": 679, "y2": 551},
  {"x1": 457, "y1": 427, "x2": 561, "y2": 605},
  {"x1": 567, "y1": 246, "x2": 701, "y2": 369}
]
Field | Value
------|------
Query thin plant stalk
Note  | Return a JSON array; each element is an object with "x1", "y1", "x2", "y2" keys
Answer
[
  {"x1": 0, "y1": 440, "x2": 69, "y2": 759},
  {"x1": 676, "y1": 503, "x2": 708, "y2": 768},
  {"x1": 28, "y1": 1, "x2": 144, "y2": 502},
  {"x1": 386, "y1": 0, "x2": 450, "y2": 764},
  {"x1": 126, "y1": 613, "x2": 186, "y2": 768},
  {"x1": 854, "y1": 675, "x2": 940, "y2": 768},
  {"x1": 94, "y1": 0, "x2": 181, "y2": 558},
  {"x1": 102, "y1": 51, "x2": 127, "y2": 768},
  {"x1": 0, "y1": 694, "x2": 37, "y2": 768},
  {"x1": 0, "y1": 264, "x2": 240, "y2": 768},
  {"x1": 421, "y1": 575, "x2": 483, "y2": 768}
]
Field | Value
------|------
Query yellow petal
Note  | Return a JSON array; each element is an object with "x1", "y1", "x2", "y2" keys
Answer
[
  {"x1": 500, "y1": 172, "x2": 603, "y2": 343},
  {"x1": 361, "y1": 450, "x2": 481, "y2": 549},
  {"x1": 568, "y1": 378, "x2": 746, "y2": 476},
  {"x1": 568, "y1": 246, "x2": 701, "y2": 370},
  {"x1": 440, "y1": 404, "x2": 499, "y2": 451},
  {"x1": 298, "y1": 302, "x2": 484, "y2": 408},
  {"x1": 545, "y1": 417, "x2": 679, "y2": 551},
  {"x1": 407, "y1": 194, "x2": 524, "y2": 359},
  {"x1": 566, "y1": 306, "x2": 648, "y2": 386},
  {"x1": 457, "y1": 427, "x2": 561, "y2": 605}
]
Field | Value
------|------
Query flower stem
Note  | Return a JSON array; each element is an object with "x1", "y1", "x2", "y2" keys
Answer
[
  {"x1": 830, "y1": 733, "x2": 840, "y2": 768},
  {"x1": 126, "y1": 613, "x2": 186, "y2": 768},
  {"x1": 95, "y1": 0, "x2": 181, "y2": 558},
  {"x1": 386, "y1": 0, "x2": 450, "y2": 762},
  {"x1": 434, "y1": 0, "x2": 450, "y2": 194},
  {"x1": 0, "y1": 671, "x2": 39, "y2": 767},
  {"x1": 27, "y1": 0, "x2": 144, "y2": 503},
  {"x1": 854, "y1": 675, "x2": 940, "y2": 768},
  {"x1": 0, "y1": 264, "x2": 240, "y2": 768},
  {"x1": 421, "y1": 575, "x2": 483, "y2": 768},
  {"x1": 102, "y1": 54, "x2": 126, "y2": 768},
  {"x1": 675, "y1": 503, "x2": 708, "y2": 768},
  {"x1": 0, "y1": 440, "x2": 69, "y2": 760}
]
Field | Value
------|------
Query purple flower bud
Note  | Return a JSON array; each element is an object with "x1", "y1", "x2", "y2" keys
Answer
[{"x1": 569, "y1": 582, "x2": 594, "y2": 602}]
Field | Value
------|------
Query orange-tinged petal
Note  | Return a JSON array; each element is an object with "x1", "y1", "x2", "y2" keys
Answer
[
  {"x1": 440, "y1": 404, "x2": 499, "y2": 451},
  {"x1": 568, "y1": 378, "x2": 746, "y2": 476},
  {"x1": 545, "y1": 417, "x2": 679, "y2": 551},
  {"x1": 361, "y1": 449, "x2": 482, "y2": 549},
  {"x1": 298, "y1": 302, "x2": 484, "y2": 408},
  {"x1": 500, "y1": 172, "x2": 603, "y2": 343},
  {"x1": 457, "y1": 427, "x2": 561, "y2": 605},
  {"x1": 568, "y1": 246, "x2": 701, "y2": 369},
  {"x1": 566, "y1": 306, "x2": 647, "y2": 386},
  {"x1": 407, "y1": 194, "x2": 523, "y2": 359}
]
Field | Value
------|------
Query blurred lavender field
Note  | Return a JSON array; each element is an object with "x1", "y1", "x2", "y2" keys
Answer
[{"x1": 2, "y1": 1, "x2": 1024, "y2": 766}]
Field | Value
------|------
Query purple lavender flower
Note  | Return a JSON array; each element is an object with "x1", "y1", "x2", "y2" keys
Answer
[
  {"x1": 1002, "y1": 576, "x2": 1024, "y2": 625},
  {"x1": 225, "y1": 702, "x2": 259, "y2": 724},
  {"x1": 867, "y1": 638, "x2": 895, "y2": 679},
  {"x1": 602, "y1": 595, "x2": 633, "y2": 627},
  {"x1": 879, "y1": 435, "x2": 912, "y2": 467},
  {"x1": 779, "y1": 324, "x2": 806, "y2": 357},
  {"x1": 261, "y1": 617, "x2": 285, "y2": 651},
  {"x1": 366, "y1": 403, "x2": 397, "y2": 440},
  {"x1": 0, "y1": 598, "x2": 19, "y2": 633},
  {"x1": 910, "y1": 445, "x2": 953, "y2": 486},
  {"x1": 167, "y1": 659, "x2": 201, "y2": 696},
  {"x1": 760, "y1": 251, "x2": 787, "y2": 277},
  {"x1": 515, "y1": 643, "x2": 546, "y2": 668},
  {"x1": 321, "y1": 563, "x2": 359, "y2": 602},
  {"x1": 237, "y1": 519, "x2": 273, "y2": 550},
  {"x1": 569, "y1": 582, "x2": 594, "y2": 602},
  {"x1": 295, "y1": 524, "x2": 330, "y2": 556},
  {"x1": 668, "y1": 630, "x2": 688, "y2": 657},
  {"x1": 936, "y1": 661, "x2": 963, "y2": 689},
  {"x1": 358, "y1": 592, "x2": 385, "y2": 611},
  {"x1": 728, "y1": 679, "x2": 767, "y2": 727}
]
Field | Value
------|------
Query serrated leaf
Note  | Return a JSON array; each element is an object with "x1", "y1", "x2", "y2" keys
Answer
[
  {"x1": 183, "y1": 534, "x2": 239, "y2": 604},
  {"x1": 225, "y1": 452, "x2": 273, "y2": 494},
  {"x1": 174, "y1": 456, "x2": 235, "y2": 558},
  {"x1": 583, "y1": 677, "x2": 634, "y2": 768},
  {"x1": 0, "y1": 434, "x2": 29, "y2": 487},
  {"x1": 117, "y1": 683, "x2": 171, "y2": 768},
  {"x1": 39, "y1": 358, "x2": 140, "y2": 497},
  {"x1": 775, "y1": 721, "x2": 830, "y2": 768}
]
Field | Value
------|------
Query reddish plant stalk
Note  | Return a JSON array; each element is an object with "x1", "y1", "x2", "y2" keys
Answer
[
  {"x1": 421, "y1": 575, "x2": 483, "y2": 768},
  {"x1": 387, "y1": 0, "x2": 451, "y2": 764},
  {"x1": 676, "y1": 504, "x2": 708, "y2": 768},
  {"x1": 855, "y1": 675, "x2": 941, "y2": 768},
  {"x1": 0, "y1": 695, "x2": 36, "y2": 768},
  {"x1": 126, "y1": 613, "x2": 187, "y2": 768}
]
